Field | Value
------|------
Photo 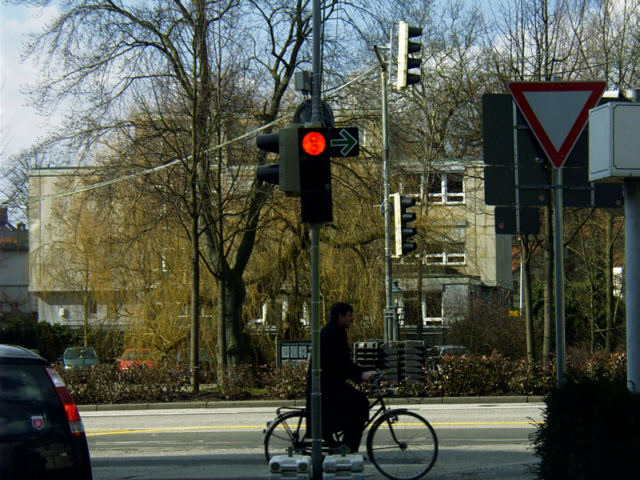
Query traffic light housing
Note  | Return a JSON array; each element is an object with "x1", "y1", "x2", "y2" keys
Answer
[
  {"x1": 256, "y1": 124, "x2": 300, "y2": 195},
  {"x1": 391, "y1": 193, "x2": 417, "y2": 257},
  {"x1": 396, "y1": 21, "x2": 422, "y2": 90},
  {"x1": 299, "y1": 126, "x2": 332, "y2": 224}
]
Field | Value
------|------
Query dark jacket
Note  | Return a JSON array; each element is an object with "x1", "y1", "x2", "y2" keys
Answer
[
  {"x1": 317, "y1": 321, "x2": 364, "y2": 393},
  {"x1": 306, "y1": 322, "x2": 367, "y2": 436}
]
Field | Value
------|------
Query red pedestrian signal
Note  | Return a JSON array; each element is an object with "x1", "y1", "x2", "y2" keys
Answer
[{"x1": 301, "y1": 131, "x2": 327, "y2": 156}]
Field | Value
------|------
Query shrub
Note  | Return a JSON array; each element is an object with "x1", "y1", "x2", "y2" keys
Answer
[
  {"x1": 219, "y1": 363, "x2": 255, "y2": 400},
  {"x1": 61, "y1": 363, "x2": 189, "y2": 404},
  {"x1": 259, "y1": 362, "x2": 308, "y2": 399},
  {"x1": 533, "y1": 376, "x2": 640, "y2": 479}
]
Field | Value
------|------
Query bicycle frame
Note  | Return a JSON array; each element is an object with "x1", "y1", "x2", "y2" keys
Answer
[{"x1": 270, "y1": 375, "x2": 399, "y2": 447}]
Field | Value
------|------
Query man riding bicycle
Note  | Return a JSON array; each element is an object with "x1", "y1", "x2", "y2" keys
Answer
[{"x1": 305, "y1": 302, "x2": 376, "y2": 453}]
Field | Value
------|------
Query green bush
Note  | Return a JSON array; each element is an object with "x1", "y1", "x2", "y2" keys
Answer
[{"x1": 533, "y1": 376, "x2": 640, "y2": 479}]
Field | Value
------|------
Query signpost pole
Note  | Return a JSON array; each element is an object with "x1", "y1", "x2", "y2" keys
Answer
[
  {"x1": 553, "y1": 167, "x2": 566, "y2": 386},
  {"x1": 374, "y1": 44, "x2": 393, "y2": 343},
  {"x1": 624, "y1": 178, "x2": 640, "y2": 393}
]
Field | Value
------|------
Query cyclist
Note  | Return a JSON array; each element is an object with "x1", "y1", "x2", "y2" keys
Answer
[{"x1": 306, "y1": 302, "x2": 376, "y2": 453}]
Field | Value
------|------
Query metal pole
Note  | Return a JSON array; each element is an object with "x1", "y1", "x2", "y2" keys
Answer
[
  {"x1": 374, "y1": 45, "x2": 393, "y2": 343},
  {"x1": 553, "y1": 167, "x2": 566, "y2": 386},
  {"x1": 311, "y1": 0, "x2": 321, "y2": 123},
  {"x1": 624, "y1": 178, "x2": 640, "y2": 393},
  {"x1": 310, "y1": 225, "x2": 322, "y2": 478},
  {"x1": 310, "y1": 1, "x2": 323, "y2": 478}
]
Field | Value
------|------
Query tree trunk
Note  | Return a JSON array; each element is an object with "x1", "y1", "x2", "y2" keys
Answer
[
  {"x1": 223, "y1": 270, "x2": 247, "y2": 367},
  {"x1": 605, "y1": 212, "x2": 614, "y2": 352}
]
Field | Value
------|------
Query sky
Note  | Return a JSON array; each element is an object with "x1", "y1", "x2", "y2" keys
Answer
[{"x1": 0, "y1": 2, "x2": 60, "y2": 160}]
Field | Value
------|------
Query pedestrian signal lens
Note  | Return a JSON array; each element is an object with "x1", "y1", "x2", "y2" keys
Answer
[{"x1": 301, "y1": 131, "x2": 327, "y2": 156}]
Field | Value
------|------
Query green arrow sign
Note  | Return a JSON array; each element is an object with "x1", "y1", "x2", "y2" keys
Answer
[{"x1": 329, "y1": 127, "x2": 359, "y2": 157}]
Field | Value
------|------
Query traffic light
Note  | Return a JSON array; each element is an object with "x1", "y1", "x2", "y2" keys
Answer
[
  {"x1": 391, "y1": 192, "x2": 417, "y2": 257},
  {"x1": 298, "y1": 126, "x2": 332, "y2": 224},
  {"x1": 256, "y1": 124, "x2": 300, "y2": 195},
  {"x1": 396, "y1": 21, "x2": 422, "y2": 90}
]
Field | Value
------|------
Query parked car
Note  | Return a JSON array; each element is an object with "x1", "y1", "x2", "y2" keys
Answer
[
  {"x1": 118, "y1": 348, "x2": 156, "y2": 371},
  {"x1": 426, "y1": 345, "x2": 468, "y2": 358},
  {"x1": 0, "y1": 344, "x2": 93, "y2": 479},
  {"x1": 62, "y1": 346, "x2": 99, "y2": 370}
]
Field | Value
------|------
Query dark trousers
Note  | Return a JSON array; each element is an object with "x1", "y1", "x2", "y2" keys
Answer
[{"x1": 319, "y1": 384, "x2": 369, "y2": 452}]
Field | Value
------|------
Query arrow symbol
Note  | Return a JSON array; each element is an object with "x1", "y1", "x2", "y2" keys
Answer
[{"x1": 330, "y1": 129, "x2": 358, "y2": 156}]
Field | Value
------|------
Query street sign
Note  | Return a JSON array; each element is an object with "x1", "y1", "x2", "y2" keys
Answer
[
  {"x1": 508, "y1": 81, "x2": 605, "y2": 168},
  {"x1": 329, "y1": 127, "x2": 359, "y2": 157}
]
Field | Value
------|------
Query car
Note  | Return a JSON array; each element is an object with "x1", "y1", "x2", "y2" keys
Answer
[
  {"x1": 62, "y1": 346, "x2": 99, "y2": 370},
  {"x1": 426, "y1": 344, "x2": 468, "y2": 358},
  {"x1": 0, "y1": 344, "x2": 93, "y2": 479},
  {"x1": 118, "y1": 347, "x2": 156, "y2": 371}
]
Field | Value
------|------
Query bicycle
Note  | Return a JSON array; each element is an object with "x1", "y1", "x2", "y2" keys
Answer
[{"x1": 263, "y1": 372, "x2": 438, "y2": 480}]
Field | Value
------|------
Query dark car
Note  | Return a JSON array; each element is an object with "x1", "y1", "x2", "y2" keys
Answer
[
  {"x1": 62, "y1": 346, "x2": 99, "y2": 370},
  {"x1": 0, "y1": 344, "x2": 93, "y2": 479}
]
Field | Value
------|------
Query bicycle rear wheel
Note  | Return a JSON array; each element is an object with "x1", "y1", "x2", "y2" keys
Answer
[
  {"x1": 263, "y1": 410, "x2": 310, "y2": 461},
  {"x1": 366, "y1": 409, "x2": 438, "y2": 480}
]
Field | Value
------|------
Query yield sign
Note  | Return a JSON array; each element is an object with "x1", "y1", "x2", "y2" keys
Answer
[{"x1": 508, "y1": 81, "x2": 605, "y2": 168}]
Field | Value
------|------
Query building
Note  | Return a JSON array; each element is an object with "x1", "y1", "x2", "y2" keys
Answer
[
  {"x1": 391, "y1": 159, "x2": 512, "y2": 341},
  {"x1": 0, "y1": 207, "x2": 35, "y2": 319},
  {"x1": 28, "y1": 158, "x2": 512, "y2": 337},
  {"x1": 28, "y1": 168, "x2": 116, "y2": 327}
]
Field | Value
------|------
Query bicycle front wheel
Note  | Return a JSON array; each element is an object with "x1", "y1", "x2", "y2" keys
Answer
[
  {"x1": 366, "y1": 409, "x2": 438, "y2": 480},
  {"x1": 263, "y1": 410, "x2": 310, "y2": 461}
]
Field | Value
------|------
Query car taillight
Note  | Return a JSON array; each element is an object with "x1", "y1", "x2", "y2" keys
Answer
[{"x1": 45, "y1": 365, "x2": 86, "y2": 436}]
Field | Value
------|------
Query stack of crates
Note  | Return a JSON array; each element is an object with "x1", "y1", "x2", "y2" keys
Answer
[
  {"x1": 353, "y1": 340, "x2": 381, "y2": 370},
  {"x1": 268, "y1": 455, "x2": 311, "y2": 480},
  {"x1": 322, "y1": 454, "x2": 365, "y2": 479},
  {"x1": 378, "y1": 341, "x2": 426, "y2": 384},
  {"x1": 403, "y1": 340, "x2": 426, "y2": 384},
  {"x1": 379, "y1": 341, "x2": 402, "y2": 384}
]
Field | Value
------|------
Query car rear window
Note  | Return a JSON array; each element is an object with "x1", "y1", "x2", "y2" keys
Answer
[
  {"x1": 0, "y1": 364, "x2": 67, "y2": 438},
  {"x1": 65, "y1": 348, "x2": 97, "y2": 359}
]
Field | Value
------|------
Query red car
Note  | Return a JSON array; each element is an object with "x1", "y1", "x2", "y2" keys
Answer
[{"x1": 118, "y1": 348, "x2": 156, "y2": 371}]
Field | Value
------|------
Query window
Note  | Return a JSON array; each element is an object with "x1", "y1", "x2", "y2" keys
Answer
[
  {"x1": 428, "y1": 172, "x2": 465, "y2": 204},
  {"x1": 87, "y1": 299, "x2": 97, "y2": 315},
  {"x1": 423, "y1": 292, "x2": 442, "y2": 325},
  {"x1": 426, "y1": 242, "x2": 466, "y2": 265}
]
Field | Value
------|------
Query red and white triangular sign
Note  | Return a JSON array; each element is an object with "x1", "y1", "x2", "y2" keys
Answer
[{"x1": 508, "y1": 81, "x2": 605, "y2": 168}]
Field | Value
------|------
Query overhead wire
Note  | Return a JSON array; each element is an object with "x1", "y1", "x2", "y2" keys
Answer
[{"x1": 30, "y1": 65, "x2": 380, "y2": 203}]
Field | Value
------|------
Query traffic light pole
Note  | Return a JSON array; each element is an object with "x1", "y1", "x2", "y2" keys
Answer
[
  {"x1": 310, "y1": 1, "x2": 323, "y2": 478},
  {"x1": 374, "y1": 43, "x2": 396, "y2": 343}
]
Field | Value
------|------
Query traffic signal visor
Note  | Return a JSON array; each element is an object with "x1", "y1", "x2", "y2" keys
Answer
[
  {"x1": 397, "y1": 21, "x2": 422, "y2": 90},
  {"x1": 391, "y1": 193, "x2": 418, "y2": 257}
]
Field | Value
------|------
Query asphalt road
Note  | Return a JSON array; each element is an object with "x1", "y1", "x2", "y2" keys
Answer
[{"x1": 82, "y1": 401, "x2": 544, "y2": 479}]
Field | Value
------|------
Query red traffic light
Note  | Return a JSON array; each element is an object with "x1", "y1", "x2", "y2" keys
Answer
[{"x1": 301, "y1": 131, "x2": 327, "y2": 156}]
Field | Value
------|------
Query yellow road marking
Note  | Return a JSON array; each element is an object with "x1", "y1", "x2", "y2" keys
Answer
[{"x1": 86, "y1": 421, "x2": 541, "y2": 437}]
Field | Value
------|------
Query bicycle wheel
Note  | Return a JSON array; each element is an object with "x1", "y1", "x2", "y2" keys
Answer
[
  {"x1": 264, "y1": 410, "x2": 310, "y2": 461},
  {"x1": 366, "y1": 409, "x2": 438, "y2": 480}
]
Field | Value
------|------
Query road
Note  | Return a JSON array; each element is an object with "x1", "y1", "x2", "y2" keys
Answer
[{"x1": 82, "y1": 401, "x2": 544, "y2": 479}]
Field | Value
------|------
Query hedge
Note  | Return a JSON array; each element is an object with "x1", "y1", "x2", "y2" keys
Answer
[{"x1": 59, "y1": 353, "x2": 627, "y2": 404}]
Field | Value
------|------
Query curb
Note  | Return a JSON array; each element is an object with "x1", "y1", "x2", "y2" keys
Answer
[{"x1": 78, "y1": 395, "x2": 544, "y2": 412}]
